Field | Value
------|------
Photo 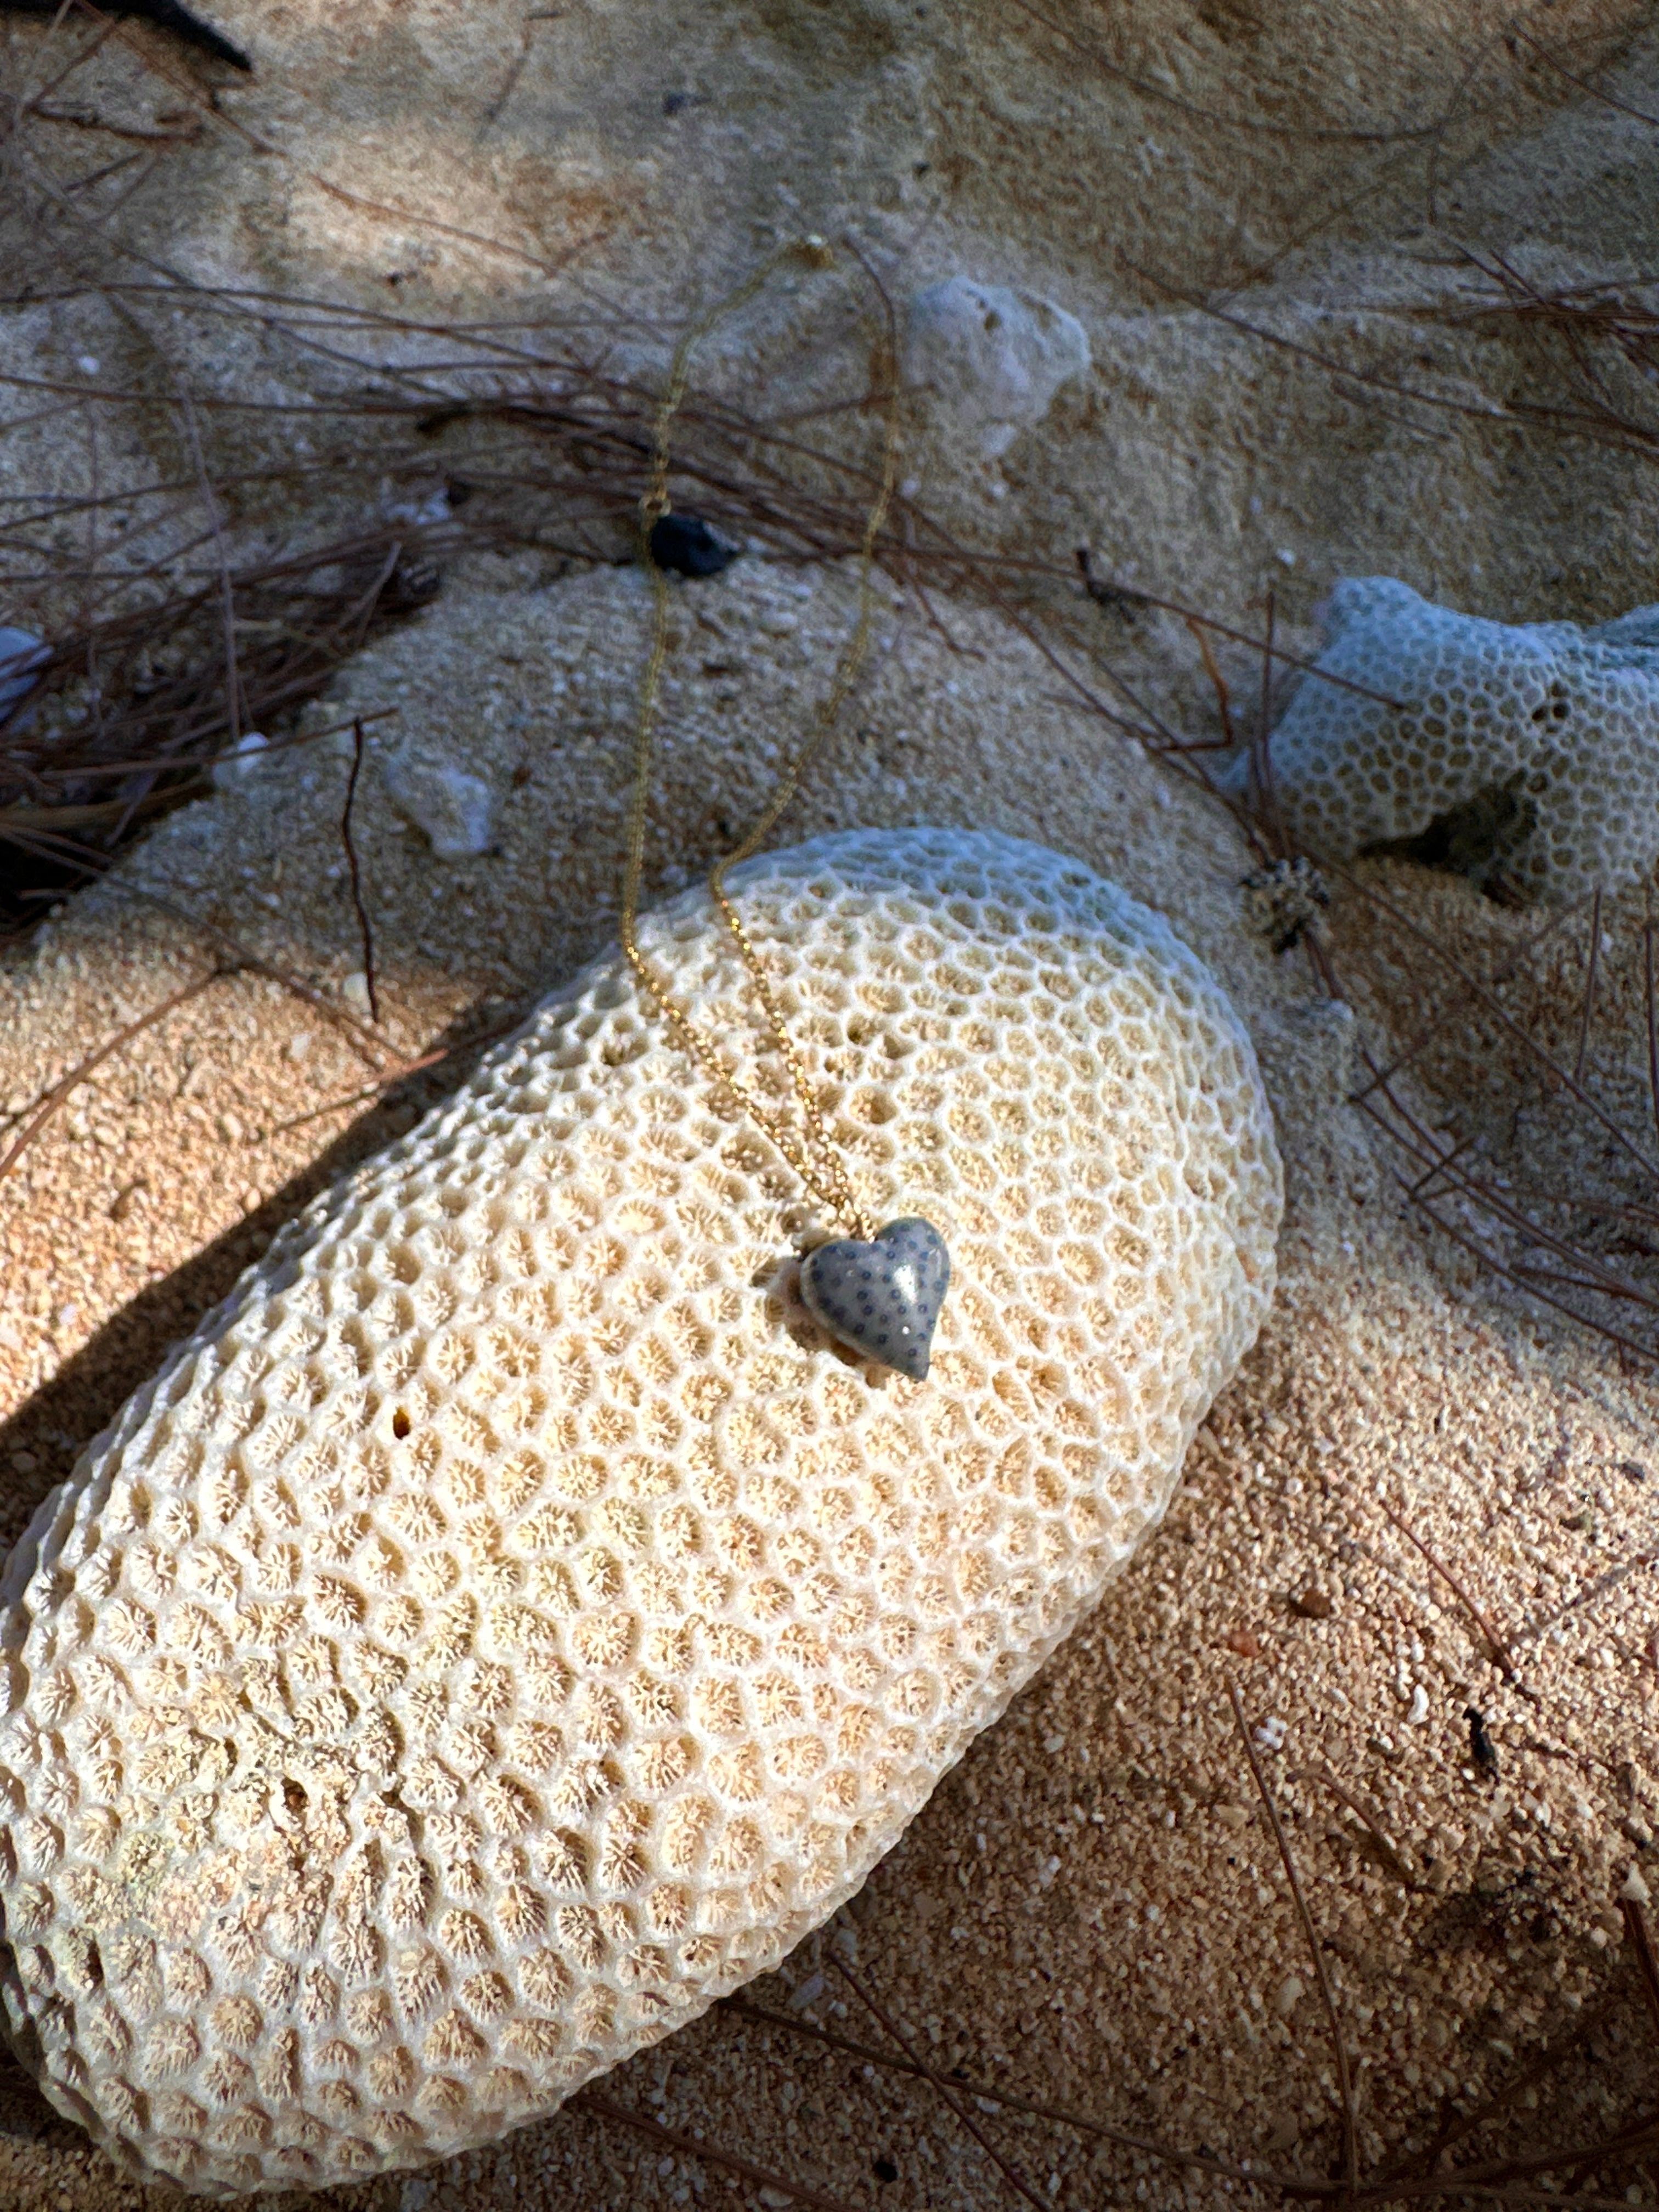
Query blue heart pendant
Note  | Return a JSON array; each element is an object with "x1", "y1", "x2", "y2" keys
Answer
[{"x1": 799, "y1": 1217, "x2": 950, "y2": 1380}]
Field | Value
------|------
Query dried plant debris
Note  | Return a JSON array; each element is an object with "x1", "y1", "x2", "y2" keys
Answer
[{"x1": 0, "y1": 533, "x2": 445, "y2": 930}]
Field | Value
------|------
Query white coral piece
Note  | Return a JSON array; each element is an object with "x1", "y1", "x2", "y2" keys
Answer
[
  {"x1": 210, "y1": 732, "x2": 270, "y2": 793},
  {"x1": 1219, "y1": 577, "x2": 1659, "y2": 904},
  {"x1": 382, "y1": 747, "x2": 498, "y2": 859},
  {"x1": 905, "y1": 277, "x2": 1091, "y2": 458},
  {"x1": 0, "y1": 828, "x2": 1279, "y2": 2194}
]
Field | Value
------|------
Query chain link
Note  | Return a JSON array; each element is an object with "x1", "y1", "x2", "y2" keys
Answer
[{"x1": 619, "y1": 239, "x2": 902, "y2": 1245}]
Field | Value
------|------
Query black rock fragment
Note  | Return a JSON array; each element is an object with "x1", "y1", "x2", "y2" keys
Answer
[
  {"x1": 1, "y1": 0, "x2": 250, "y2": 69},
  {"x1": 647, "y1": 512, "x2": 740, "y2": 579}
]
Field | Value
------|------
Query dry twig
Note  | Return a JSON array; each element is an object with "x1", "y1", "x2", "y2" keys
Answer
[
  {"x1": 341, "y1": 715, "x2": 380, "y2": 1026},
  {"x1": 1577, "y1": 887, "x2": 1603, "y2": 1085},
  {"x1": 726, "y1": 1996, "x2": 1331, "y2": 2199},
  {"x1": 1228, "y1": 1679, "x2": 1359, "y2": 2196},
  {"x1": 827, "y1": 1954, "x2": 1052, "y2": 2212},
  {"x1": 1378, "y1": 1498, "x2": 1523, "y2": 1689},
  {"x1": 571, "y1": 2089, "x2": 874, "y2": 2212},
  {"x1": 1622, "y1": 1895, "x2": 1659, "y2": 2054},
  {"x1": 1292, "y1": 1765, "x2": 1419, "y2": 1891},
  {"x1": 0, "y1": 966, "x2": 223, "y2": 1187}
]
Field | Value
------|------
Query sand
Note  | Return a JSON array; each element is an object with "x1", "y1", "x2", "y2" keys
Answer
[{"x1": 6, "y1": 0, "x2": 1659, "y2": 2205}]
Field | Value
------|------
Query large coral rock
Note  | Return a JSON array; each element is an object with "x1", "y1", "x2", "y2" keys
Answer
[{"x1": 0, "y1": 828, "x2": 1278, "y2": 2193}]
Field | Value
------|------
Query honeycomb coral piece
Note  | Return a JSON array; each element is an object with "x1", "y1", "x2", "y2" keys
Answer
[
  {"x1": 1218, "y1": 577, "x2": 1659, "y2": 903},
  {"x1": 0, "y1": 828, "x2": 1279, "y2": 2194}
]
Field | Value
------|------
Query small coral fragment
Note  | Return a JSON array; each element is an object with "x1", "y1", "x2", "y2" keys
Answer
[
  {"x1": 905, "y1": 276, "x2": 1091, "y2": 458},
  {"x1": 1221, "y1": 577, "x2": 1659, "y2": 903}
]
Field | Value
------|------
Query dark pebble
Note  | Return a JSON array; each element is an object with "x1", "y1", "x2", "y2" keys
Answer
[{"x1": 647, "y1": 512, "x2": 740, "y2": 578}]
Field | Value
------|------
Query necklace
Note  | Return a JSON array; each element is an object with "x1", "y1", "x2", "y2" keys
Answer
[{"x1": 618, "y1": 239, "x2": 951, "y2": 1381}]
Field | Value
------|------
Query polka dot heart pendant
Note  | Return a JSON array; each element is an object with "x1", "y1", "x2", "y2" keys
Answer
[{"x1": 799, "y1": 1216, "x2": 951, "y2": 1380}]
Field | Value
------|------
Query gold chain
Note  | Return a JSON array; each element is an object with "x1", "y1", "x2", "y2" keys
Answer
[{"x1": 619, "y1": 239, "x2": 901, "y2": 1245}]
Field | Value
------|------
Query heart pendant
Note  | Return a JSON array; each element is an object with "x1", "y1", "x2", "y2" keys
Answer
[{"x1": 799, "y1": 1216, "x2": 951, "y2": 1380}]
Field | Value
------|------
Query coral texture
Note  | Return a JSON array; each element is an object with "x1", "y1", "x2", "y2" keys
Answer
[
  {"x1": 1218, "y1": 578, "x2": 1659, "y2": 903},
  {"x1": 0, "y1": 828, "x2": 1279, "y2": 2194}
]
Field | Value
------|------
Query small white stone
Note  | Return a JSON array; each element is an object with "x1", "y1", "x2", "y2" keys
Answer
[
  {"x1": 210, "y1": 729, "x2": 269, "y2": 791},
  {"x1": 382, "y1": 746, "x2": 498, "y2": 857},
  {"x1": 383, "y1": 482, "x2": 451, "y2": 528},
  {"x1": 286, "y1": 1030, "x2": 313, "y2": 1062},
  {"x1": 341, "y1": 970, "x2": 372, "y2": 1011},
  {"x1": 1273, "y1": 1974, "x2": 1305, "y2": 2017},
  {"x1": 1406, "y1": 1683, "x2": 1431, "y2": 1725},
  {"x1": 905, "y1": 275, "x2": 1090, "y2": 458},
  {"x1": 1622, "y1": 1864, "x2": 1651, "y2": 1904}
]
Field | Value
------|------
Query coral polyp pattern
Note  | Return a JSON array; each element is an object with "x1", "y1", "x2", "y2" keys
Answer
[
  {"x1": 0, "y1": 829, "x2": 1280, "y2": 2194},
  {"x1": 1219, "y1": 577, "x2": 1659, "y2": 903}
]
